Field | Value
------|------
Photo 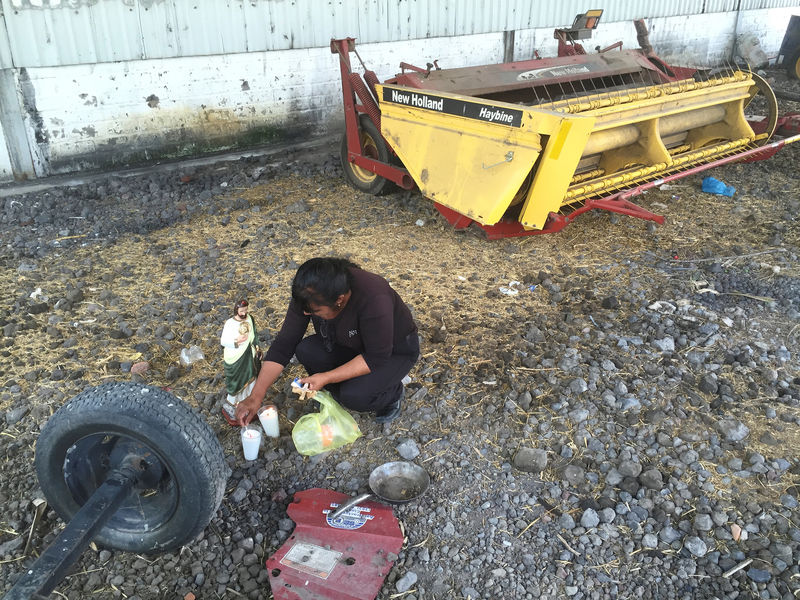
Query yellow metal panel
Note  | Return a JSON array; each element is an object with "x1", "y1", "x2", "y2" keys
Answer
[
  {"x1": 519, "y1": 115, "x2": 595, "y2": 229},
  {"x1": 378, "y1": 84, "x2": 563, "y2": 225}
]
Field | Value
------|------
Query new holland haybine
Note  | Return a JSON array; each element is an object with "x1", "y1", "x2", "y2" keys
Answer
[{"x1": 333, "y1": 10, "x2": 800, "y2": 238}]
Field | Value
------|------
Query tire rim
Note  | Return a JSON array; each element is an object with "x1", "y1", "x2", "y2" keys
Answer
[
  {"x1": 744, "y1": 71, "x2": 778, "y2": 143},
  {"x1": 349, "y1": 129, "x2": 380, "y2": 184},
  {"x1": 63, "y1": 433, "x2": 177, "y2": 534}
]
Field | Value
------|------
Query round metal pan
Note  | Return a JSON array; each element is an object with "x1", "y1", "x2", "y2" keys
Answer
[{"x1": 329, "y1": 461, "x2": 429, "y2": 520}]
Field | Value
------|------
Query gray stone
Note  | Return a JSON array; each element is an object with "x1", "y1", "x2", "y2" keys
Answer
[
  {"x1": 770, "y1": 543, "x2": 792, "y2": 564},
  {"x1": 639, "y1": 468, "x2": 663, "y2": 489},
  {"x1": 606, "y1": 468, "x2": 623, "y2": 485},
  {"x1": 694, "y1": 514, "x2": 714, "y2": 532},
  {"x1": 395, "y1": 572, "x2": 418, "y2": 593},
  {"x1": 601, "y1": 296, "x2": 620, "y2": 309},
  {"x1": 759, "y1": 431, "x2": 779, "y2": 445},
  {"x1": 601, "y1": 359, "x2": 617, "y2": 372},
  {"x1": 716, "y1": 418, "x2": 749, "y2": 442},
  {"x1": 278, "y1": 518, "x2": 294, "y2": 532},
  {"x1": 746, "y1": 568, "x2": 771, "y2": 583},
  {"x1": 558, "y1": 355, "x2": 580, "y2": 372},
  {"x1": 659, "y1": 527, "x2": 682, "y2": 544},
  {"x1": 568, "y1": 407, "x2": 589, "y2": 423},
  {"x1": 396, "y1": 439, "x2": 420, "y2": 460},
  {"x1": 698, "y1": 374, "x2": 718, "y2": 394},
  {"x1": 642, "y1": 534, "x2": 658, "y2": 548},
  {"x1": 653, "y1": 337, "x2": 675, "y2": 352},
  {"x1": 559, "y1": 513, "x2": 575, "y2": 530},
  {"x1": 231, "y1": 548, "x2": 245, "y2": 563},
  {"x1": 563, "y1": 465, "x2": 585, "y2": 486},
  {"x1": 621, "y1": 397, "x2": 641, "y2": 411},
  {"x1": 569, "y1": 379, "x2": 588, "y2": 395},
  {"x1": 230, "y1": 487, "x2": 247, "y2": 503},
  {"x1": 5, "y1": 406, "x2": 29, "y2": 425},
  {"x1": 0, "y1": 535, "x2": 24, "y2": 555},
  {"x1": 580, "y1": 508, "x2": 600, "y2": 529},
  {"x1": 284, "y1": 200, "x2": 310, "y2": 213},
  {"x1": 618, "y1": 460, "x2": 642, "y2": 478},
  {"x1": 238, "y1": 537, "x2": 255, "y2": 553},
  {"x1": 684, "y1": 536, "x2": 707, "y2": 557},
  {"x1": 513, "y1": 447, "x2": 548, "y2": 473},
  {"x1": 599, "y1": 508, "x2": 616, "y2": 524}
]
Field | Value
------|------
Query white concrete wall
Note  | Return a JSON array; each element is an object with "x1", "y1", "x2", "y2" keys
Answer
[
  {"x1": 737, "y1": 6, "x2": 800, "y2": 58},
  {"x1": 19, "y1": 32, "x2": 508, "y2": 176},
  {"x1": 2, "y1": 7, "x2": 797, "y2": 181},
  {"x1": 0, "y1": 119, "x2": 14, "y2": 181}
]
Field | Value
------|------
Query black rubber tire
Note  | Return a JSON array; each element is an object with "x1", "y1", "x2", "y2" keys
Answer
[
  {"x1": 35, "y1": 381, "x2": 229, "y2": 553},
  {"x1": 787, "y1": 49, "x2": 800, "y2": 80},
  {"x1": 340, "y1": 114, "x2": 394, "y2": 195}
]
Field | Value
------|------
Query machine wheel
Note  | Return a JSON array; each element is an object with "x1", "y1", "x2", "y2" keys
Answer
[
  {"x1": 35, "y1": 381, "x2": 229, "y2": 553},
  {"x1": 787, "y1": 49, "x2": 800, "y2": 80},
  {"x1": 340, "y1": 114, "x2": 393, "y2": 195},
  {"x1": 744, "y1": 70, "x2": 779, "y2": 143}
]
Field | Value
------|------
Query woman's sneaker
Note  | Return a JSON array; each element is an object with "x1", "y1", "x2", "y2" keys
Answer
[{"x1": 375, "y1": 387, "x2": 404, "y2": 423}]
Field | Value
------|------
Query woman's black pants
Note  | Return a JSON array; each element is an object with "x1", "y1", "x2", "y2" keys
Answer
[{"x1": 294, "y1": 332, "x2": 419, "y2": 412}]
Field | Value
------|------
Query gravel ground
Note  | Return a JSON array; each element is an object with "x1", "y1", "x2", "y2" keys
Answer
[{"x1": 1, "y1": 69, "x2": 800, "y2": 600}]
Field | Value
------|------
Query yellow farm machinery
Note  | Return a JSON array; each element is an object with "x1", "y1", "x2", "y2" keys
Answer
[{"x1": 332, "y1": 11, "x2": 800, "y2": 238}]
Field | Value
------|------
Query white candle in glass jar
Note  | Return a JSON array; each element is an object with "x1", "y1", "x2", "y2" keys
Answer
[
  {"x1": 240, "y1": 425, "x2": 262, "y2": 460},
  {"x1": 258, "y1": 405, "x2": 280, "y2": 438}
]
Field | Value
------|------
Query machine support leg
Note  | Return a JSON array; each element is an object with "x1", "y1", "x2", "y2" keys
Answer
[{"x1": 5, "y1": 470, "x2": 137, "y2": 600}]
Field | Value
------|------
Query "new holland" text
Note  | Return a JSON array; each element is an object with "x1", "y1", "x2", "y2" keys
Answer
[{"x1": 391, "y1": 89, "x2": 444, "y2": 111}]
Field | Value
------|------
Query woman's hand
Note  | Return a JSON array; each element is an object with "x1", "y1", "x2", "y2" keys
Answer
[
  {"x1": 235, "y1": 395, "x2": 261, "y2": 426},
  {"x1": 298, "y1": 372, "x2": 331, "y2": 393}
]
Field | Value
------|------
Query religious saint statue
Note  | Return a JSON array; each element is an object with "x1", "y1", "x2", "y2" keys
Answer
[{"x1": 219, "y1": 299, "x2": 260, "y2": 425}]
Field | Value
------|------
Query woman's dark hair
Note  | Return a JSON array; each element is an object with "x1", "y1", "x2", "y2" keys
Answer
[
  {"x1": 292, "y1": 258, "x2": 358, "y2": 311},
  {"x1": 233, "y1": 298, "x2": 248, "y2": 316}
]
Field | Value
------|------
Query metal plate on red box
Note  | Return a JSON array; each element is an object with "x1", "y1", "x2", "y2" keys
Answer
[{"x1": 267, "y1": 488, "x2": 404, "y2": 600}]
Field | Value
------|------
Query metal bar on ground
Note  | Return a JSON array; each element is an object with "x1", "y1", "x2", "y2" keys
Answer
[{"x1": 5, "y1": 471, "x2": 137, "y2": 600}]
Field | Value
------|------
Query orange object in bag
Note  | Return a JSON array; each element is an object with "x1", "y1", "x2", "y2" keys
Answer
[{"x1": 291, "y1": 391, "x2": 362, "y2": 456}]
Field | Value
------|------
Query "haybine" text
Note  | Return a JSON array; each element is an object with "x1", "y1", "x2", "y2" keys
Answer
[{"x1": 478, "y1": 107, "x2": 515, "y2": 124}]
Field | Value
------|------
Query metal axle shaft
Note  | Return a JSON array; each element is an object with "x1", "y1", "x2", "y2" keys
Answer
[{"x1": 4, "y1": 469, "x2": 137, "y2": 600}]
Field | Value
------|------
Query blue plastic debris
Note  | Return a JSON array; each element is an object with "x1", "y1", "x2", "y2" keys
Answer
[{"x1": 701, "y1": 176, "x2": 735, "y2": 197}]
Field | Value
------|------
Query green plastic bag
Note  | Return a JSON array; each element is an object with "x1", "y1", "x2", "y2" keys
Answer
[{"x1": 291, "y1": 391, "x2": 362, "y2": 456}]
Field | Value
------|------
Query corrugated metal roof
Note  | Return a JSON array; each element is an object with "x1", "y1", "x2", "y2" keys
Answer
[
  {"x1": 0, "y1": 0, "x2": 796, "y2": 68},
  {"x1": 738, "y1": 0, "x2": 800, "y2": 9}
]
